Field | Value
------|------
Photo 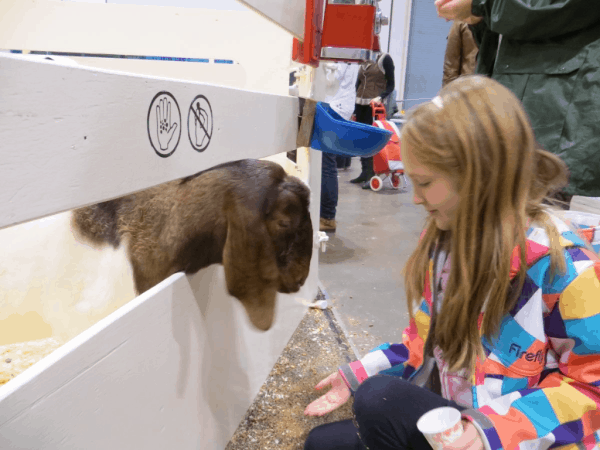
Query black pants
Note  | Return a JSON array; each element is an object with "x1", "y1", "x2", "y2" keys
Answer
[
  {"x1": 354, "y1": 104, "x2": 375, "y2": 174},
  {"x1": 337, "y1": 155, "x2": 351, "y2": 169},
  {"x1": 354, "y1": 104, "x2": 374, "y2": 126},
  {"x1": 304, "y1": 375, "x2": 464, "y2": 450}
]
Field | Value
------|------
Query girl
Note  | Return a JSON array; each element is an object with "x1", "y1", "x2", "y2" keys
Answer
[{"x1": 303, "y1": 75, "x2": 600, "y2": 450}]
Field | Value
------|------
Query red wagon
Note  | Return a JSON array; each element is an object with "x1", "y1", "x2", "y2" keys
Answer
[{"x1": 367, "y1": 102, "x2": 408, "y2": 191}]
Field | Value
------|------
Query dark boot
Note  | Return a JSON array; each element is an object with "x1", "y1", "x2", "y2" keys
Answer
[{"x1": 350, "y1": 156, "x2": 374, "y2": 184}]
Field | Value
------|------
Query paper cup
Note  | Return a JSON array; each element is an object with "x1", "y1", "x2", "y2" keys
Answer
[{"x1": 417, "y1": 406, "x2": 464, "y2": 449}]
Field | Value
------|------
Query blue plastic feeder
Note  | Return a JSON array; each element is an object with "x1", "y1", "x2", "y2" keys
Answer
[{"x1": 309, "y1": 103, "x2": 392, "y2": 157}]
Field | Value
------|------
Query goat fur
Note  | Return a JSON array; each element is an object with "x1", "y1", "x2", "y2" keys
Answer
[{"x1": 71, "y1": 159, "x2": 313, "y2": 331}]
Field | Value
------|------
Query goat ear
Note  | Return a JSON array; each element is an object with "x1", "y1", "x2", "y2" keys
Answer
[
  {"x1": 222, "y1": 192, "x2": 280, "y2": 331},
  {"x1": 267, "y1": 180, "x2": 313, "y2": 294}
]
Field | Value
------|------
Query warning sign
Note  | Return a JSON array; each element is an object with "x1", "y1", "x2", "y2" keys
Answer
[{"x1": 187, "y1": 95, "x2": 213, "y2": 152}]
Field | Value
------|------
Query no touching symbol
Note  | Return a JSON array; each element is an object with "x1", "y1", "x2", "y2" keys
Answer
[
  {"x1": 187, "y1": 95, "x2": 213, "y2": 152},
  {"x1": 147, "y1": 91, "x2": 181, "y2": 157}
]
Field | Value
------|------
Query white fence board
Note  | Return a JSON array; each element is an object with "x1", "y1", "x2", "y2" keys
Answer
[
  {"x1": 0, "y1": 267, "x2": 313, "y2": 449},
  {"x1": 236, "y1": 0, "x2": 305, "y2": 39},
  {"x1": 0, "y1": 1, "x2": 293, "y2": 95},
  {"x1": 0, "y1": 53, "x2": 299, "y2": 229}
]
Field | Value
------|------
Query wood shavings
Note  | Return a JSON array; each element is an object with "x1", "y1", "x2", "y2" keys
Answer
[
  {"x1": 0, "y1": 337, "x2": 63, "y2": 386},
  {"x1": 348, "y1": 318, "x2": 360, "y2": 326},
  {"x1": 226, "y1": 308, "x2": 356, "y2": 449}
]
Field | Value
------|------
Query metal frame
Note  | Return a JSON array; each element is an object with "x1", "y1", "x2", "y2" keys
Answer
[{"x1": 320, "y1": 46, "x2": 374, "y2": 60}]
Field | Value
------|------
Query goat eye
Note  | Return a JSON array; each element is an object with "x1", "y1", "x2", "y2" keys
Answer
[{"x1": 278, "y1": 220, "x2": 291, "y2": 229}]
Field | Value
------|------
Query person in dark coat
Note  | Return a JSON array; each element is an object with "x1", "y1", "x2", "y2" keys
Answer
[
  {"x1": 436, "y1": 0, "x2": 600, "y2": 201},
  {"x1": 350, "y1": 52, "x2": 395, "y2": 187},
  {"x1": 442, "y1": 20, "x2": 478, "y2": 87}
]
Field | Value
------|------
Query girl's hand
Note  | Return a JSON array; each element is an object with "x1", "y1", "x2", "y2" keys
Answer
[
  {"x1": 435, "y1": 0, "x2": 474, "y2": 21},
  {"x1": 304, "y1": 371, "x2": 351, "y2": 416},
  {"x1": 444, "y1": 421, "x2": 484, "y2": 450}
]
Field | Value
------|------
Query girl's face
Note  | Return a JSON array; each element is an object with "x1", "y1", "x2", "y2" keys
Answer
[{"x1": 403, "y1": 143, "x2": 460, "y2": 231}]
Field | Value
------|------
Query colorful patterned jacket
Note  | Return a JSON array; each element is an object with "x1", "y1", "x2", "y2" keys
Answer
[{"x1": 338, "y1": 213, "x2": 600, "y2": 450}]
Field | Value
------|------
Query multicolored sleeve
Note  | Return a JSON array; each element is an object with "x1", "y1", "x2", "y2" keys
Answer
[
  {"x1": 463, "y1": 245, "x2": 600, "y2": 450},
  {"x1": 339, "y1": 231, "x2": 434, "y2": 394},
  {"x1": 338, "y1": 295, "x2": 432, "y2": 394}
]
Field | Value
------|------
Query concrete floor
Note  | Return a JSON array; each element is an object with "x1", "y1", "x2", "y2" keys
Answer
[{"x1": 319, "y1": 159, "x2": 428, "y2": 358}]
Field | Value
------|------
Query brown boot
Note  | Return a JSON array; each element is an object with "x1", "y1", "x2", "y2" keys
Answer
[{"x1": 319, "y1": 217, "x2": 337, "y2": 232}]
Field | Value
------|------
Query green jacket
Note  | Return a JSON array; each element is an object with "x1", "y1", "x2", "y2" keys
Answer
[{"x1": 470, "y1": 0, "x2": 600, "y2": 197}]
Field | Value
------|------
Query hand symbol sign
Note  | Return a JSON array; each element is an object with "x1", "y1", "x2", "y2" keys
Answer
[{"x1": 156, "y1": 97, "x2": 178, "y2": 151}]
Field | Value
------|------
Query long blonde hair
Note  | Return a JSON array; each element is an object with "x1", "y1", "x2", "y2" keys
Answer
[{"x1": 402, "y1": 76, "x2": 568, "y2": 372}]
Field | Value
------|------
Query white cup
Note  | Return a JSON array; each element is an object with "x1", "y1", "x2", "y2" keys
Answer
[{"x1": 416, "y1": 406, "x2": 464, "y2": 449}]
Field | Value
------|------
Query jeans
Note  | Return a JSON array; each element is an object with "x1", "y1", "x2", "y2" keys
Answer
[
  {"x1": 321, "y1": 152, "x2": 339, "y2": 220},
  {"x1": 304, "y1": 375, "x2": 464, "y2": 450}
]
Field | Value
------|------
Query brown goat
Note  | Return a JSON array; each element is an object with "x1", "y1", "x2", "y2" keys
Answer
[{"x1": 71, "y1": 159, "x2": 313, "y2": 331}]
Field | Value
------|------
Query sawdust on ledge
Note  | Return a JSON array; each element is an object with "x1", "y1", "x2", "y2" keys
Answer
[
  {"x1": 0, "y1": 337, "x2": 63, "y2": 386},
  {"x1": 226, "y1": 306, "x2": 358, "y2": 450}
]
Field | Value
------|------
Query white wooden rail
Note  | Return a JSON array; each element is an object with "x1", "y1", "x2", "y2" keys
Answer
[
  {"x1": 0, "y1": 53, "x2": 298, "y2": 229},
  {"x1": 0, "y1": 1, "x2": 320, "y2": 448}
]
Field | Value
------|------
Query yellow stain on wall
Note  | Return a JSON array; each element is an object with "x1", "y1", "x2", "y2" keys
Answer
[{"x1": 0, "y1": 311, "x2": 53, "y2": 346}]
